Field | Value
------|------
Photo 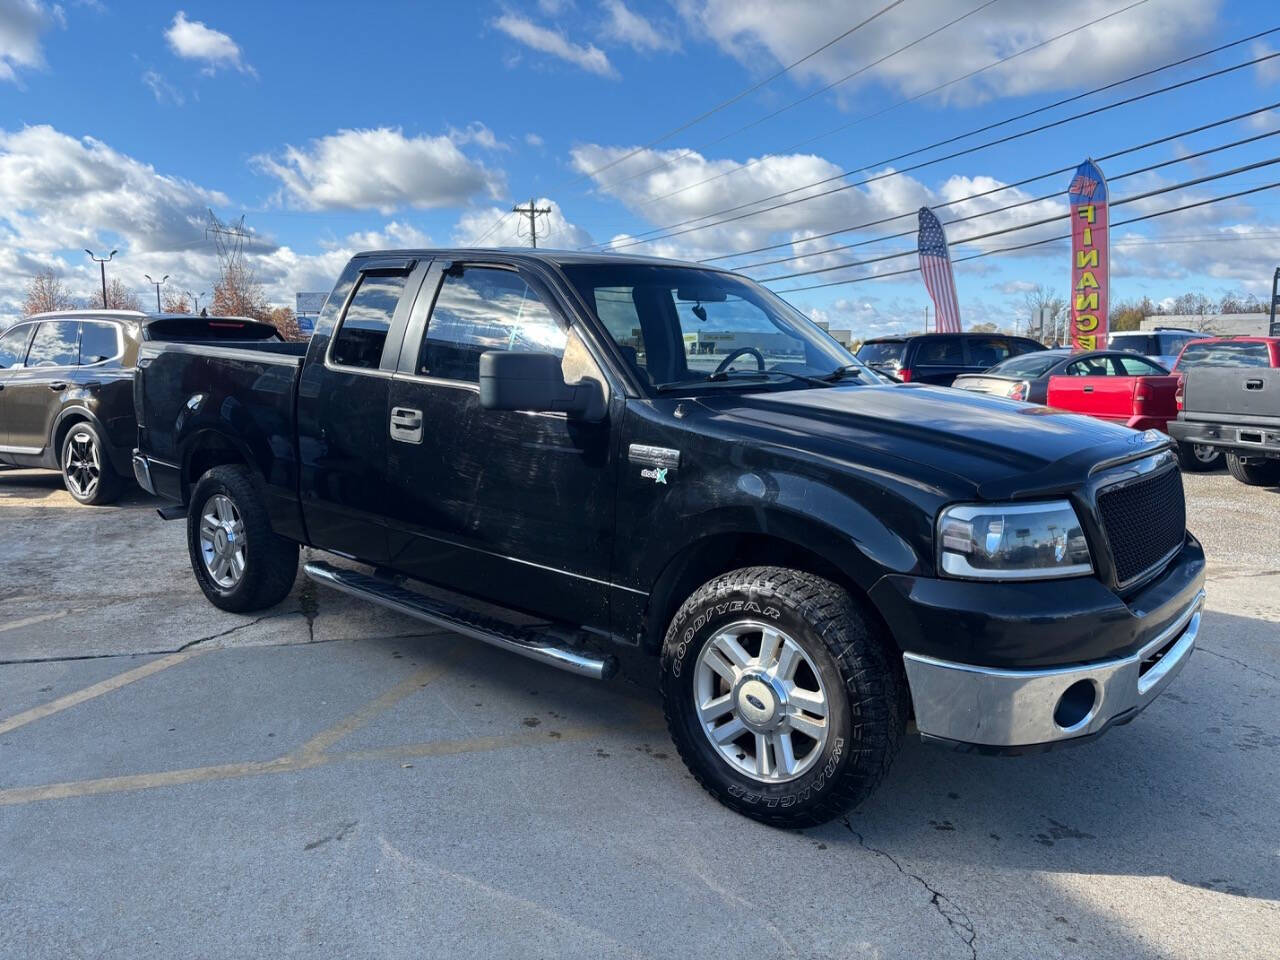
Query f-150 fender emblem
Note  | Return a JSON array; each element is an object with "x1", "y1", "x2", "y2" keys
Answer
[{"x1": 629, "y1": 444, "x2": 680, "y2": 471}]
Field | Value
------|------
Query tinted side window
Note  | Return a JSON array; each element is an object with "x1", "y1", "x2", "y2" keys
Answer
[
  {"x1": 79, "y1": 322, "x2": 119, "y2": 364},
  {"x1": 419, "y1": 267, "x2": 565, "y2": 383},
  {"x1": 26, "y1": 321, "x2": 80, "y2": 367},
  {"x1": 330, "y1": 272, "x2": 408, "y2": 369},
  {"x1": 1066, "y1": 357, "x2": 1113, "y2": 376},
  {"x1": 914, "y1": 337, "x2": 962, "y2": 364},
  {"x1": 1113, "y1": 355, "x2": 1166, "y2": 376},
  {"x1": 0, "y1": 325, "x2": 31, "y2": 369},
  {"x1": 967, "y1": 337, "x2": 1012, "y2": 368}
]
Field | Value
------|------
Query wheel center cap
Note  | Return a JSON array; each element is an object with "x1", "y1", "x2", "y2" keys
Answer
[{"x1": 736, "y1": 677, "x2": 781, "y2": 728}]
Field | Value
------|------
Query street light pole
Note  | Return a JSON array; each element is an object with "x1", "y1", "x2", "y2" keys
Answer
[
  {"x1": 85, "y1": 249, "x2": 118, "y2": 308},
  {"x1": 186, "y1": 290, "x2": 206, "y2": 314},
  {"x1": 145, "y1": 274, "x2": 170, "y2": 312}
]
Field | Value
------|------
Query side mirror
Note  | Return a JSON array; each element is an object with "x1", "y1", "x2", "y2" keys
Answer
[{"x1": 478, "y1": 351, "x2": 605, "y2": 422}]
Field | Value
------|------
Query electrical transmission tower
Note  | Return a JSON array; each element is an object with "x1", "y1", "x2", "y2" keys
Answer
[{"x1": 512, "y1": 198, "x2": 552, "y2": 248}]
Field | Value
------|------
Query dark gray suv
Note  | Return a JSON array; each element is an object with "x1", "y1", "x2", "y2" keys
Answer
[{"x1": 0, "y1": 311, "x2": 281, "y2": 504}]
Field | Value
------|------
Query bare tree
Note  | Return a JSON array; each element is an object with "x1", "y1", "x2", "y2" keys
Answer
[
  {"x1": 23, "y1": 269, "x2": 77, "y2": 316},
  {"x1": 265, "y1": 305, "x2": 304, "y2": 341},
  {"x1": 102, "y1": 278, "x2": 141, "y2": 311},
  {"x1": 1218, "y1": 291, "x2": 1265, "y2": 314},
  {"x1": 210, "y1": 258, "x2": 268, "y2": 319},
  {"x1": 162, "y1": 290, "x2": 191, "y2": 313},
  {"x1": 1021, "y1": 284, "x2": 1066, "y2": 343}
]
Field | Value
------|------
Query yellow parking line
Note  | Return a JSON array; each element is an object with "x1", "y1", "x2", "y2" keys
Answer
[
  {"x1": 0, "y1": 649, "x2": 204, "y2": 737},
  {"x1": 290, "y1": 660, "x2": 453, "y2": 761},
  {"x1": 0, "y1": 721, "x2": 661, "y2": 807}
]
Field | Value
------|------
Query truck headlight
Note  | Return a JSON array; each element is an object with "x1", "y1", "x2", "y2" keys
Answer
[{"x1": 937, "y1": 500, "x2": 1092, "y2": 580}]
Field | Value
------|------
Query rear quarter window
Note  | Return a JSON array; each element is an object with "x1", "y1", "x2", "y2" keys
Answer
[
  {"x1": 0, "y1": 324, "x2": 32, "y2": 369},
  {"x1": 856, "y1": 341, "x2": 905, "y2": 365}
]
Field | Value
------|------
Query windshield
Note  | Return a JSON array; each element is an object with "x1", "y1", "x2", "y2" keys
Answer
[
  {"x1": 561, "y1": 263, "x2": 867, "y2": 392},
  {"x1": 1176, "y1": 340, "x2": 1271, "y2": 367},
  {"x1": 987, "y1": 352, "x2": 1064, "y2": 377},
  {"x1": 856, "y1": 341, "x2": 905, "y2": 366}
]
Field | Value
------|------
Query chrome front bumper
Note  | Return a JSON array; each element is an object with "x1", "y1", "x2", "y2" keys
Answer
[{"x1": 902, "y1": 591, "x2": 1204, "y2": 749}]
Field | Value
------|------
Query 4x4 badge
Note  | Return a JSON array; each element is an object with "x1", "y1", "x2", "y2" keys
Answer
[{"x1": 640, "y1": 467, "x2": 669, "y2": 484}]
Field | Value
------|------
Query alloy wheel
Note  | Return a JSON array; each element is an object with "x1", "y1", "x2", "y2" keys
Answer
[
  {"x1": 693, "y1": 620, "x2": 830, "y2": 783},
  {"x1": 1192, "y1": 444, "x2": 1219, "y2": 464},
  {"x1": 64, "y1": 431, "x2": 100, "y2": 500},
  {"x1": 199, "y1": 493, "x2": 247, "y2": 589}
]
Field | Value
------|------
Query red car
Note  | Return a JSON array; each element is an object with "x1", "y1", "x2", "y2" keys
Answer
[{"x1": 1046, "y1": 350, "x2": 1190, "y2": 460}]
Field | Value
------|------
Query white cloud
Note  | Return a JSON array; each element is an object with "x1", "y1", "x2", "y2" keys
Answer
[
  {"x1": 493, "y1": 14, "x2": 616, "y2": 77},
  {"x1": 524, "y1": 132, "x2": 545, "y2": 147},
  {"x1": 165, "y1": 11, "x2": 255, "y2": 76},
  {"x1": 0, "y1": 0, "x2": 58, "y2": 83},
  {"x1": 449, "y1": 121, "x2": 506, "y2": 151},
  {"x1": 1251, "y1": 41, "x2": 1280, "y2": 85},
  {"x1": 601, "y1": 0, "x2": 678, "y2": 53},
  {"x1": 253, "y1": 127, "x2": 505, "y2": 214},
  {"x1": 677, "y1": 0, "x2": 1220, "y2": 104},
  {"x1": 141, "y1": 69, "x2": 183, "y2": 105},
  {"x1": 453, "y1": 199, "x2": 594, "y2": 250}
]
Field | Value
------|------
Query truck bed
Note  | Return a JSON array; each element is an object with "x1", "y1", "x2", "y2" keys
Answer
[{"x1": 133, "y1": 339, "x2": 307, "y2": 537}]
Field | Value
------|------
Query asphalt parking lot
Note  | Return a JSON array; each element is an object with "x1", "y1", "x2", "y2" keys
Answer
[{"x1": 1, "y1": 466, "x2": 1277, "y2": 960}]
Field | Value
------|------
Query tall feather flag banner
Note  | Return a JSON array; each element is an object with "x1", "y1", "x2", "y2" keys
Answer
[
  {"x1": 1068, "y1": 158, "x2": 1109, "y2": 350},
  {"x1": 917, "y1": 207, "x2": 962, "y2": 332}
]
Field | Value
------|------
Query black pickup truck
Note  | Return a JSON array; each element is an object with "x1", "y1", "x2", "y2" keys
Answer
[
  {"x1": 133, "y1": 249, "x2": 1205, "y2": 826},
  {"x1": 1169, "y1": 337, "x2": 1280, "y2": 486}
]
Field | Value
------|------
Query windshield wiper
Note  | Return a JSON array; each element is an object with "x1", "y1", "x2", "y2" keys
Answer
[
  {"x1": 705, "y1": 368, "x2": 839, "y2": 388},
  {"x1": 820, "y1": 364, "x2": 866, "y2": 383}
]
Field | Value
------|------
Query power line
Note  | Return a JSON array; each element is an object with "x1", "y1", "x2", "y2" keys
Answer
[
  {"x1": 471, "y1": 210, "x2": 513, "y2": 246},
  {"x1": 734, "y1": 126, "x2": 1280, "y2": 272},
  {"x1": 772, "y1": 179, "x2": 1280, "y2": 294},
  {"x1": 592, "y1": 0, "x2": 1003, "y2": 195},
  {"x1": 596, "y1": 46, "x2": 1280, "y2": 251},
  {"x1": 755, "y1": 155, "x2": 1280, "y2": 283},
  {"x1": 582, "y1": 0, "x2": 1155, "y2": 235},
  {"x1": 567, "y1": 0, "x2": 909, "y2": 188},
  {"x1": 699, "y1": 100, "x2": 1280, "y2": 263}
]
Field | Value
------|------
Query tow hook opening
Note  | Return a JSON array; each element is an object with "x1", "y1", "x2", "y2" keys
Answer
[{"x1": 1054, "y1": 679, "x2": 1099, "y2": 731}]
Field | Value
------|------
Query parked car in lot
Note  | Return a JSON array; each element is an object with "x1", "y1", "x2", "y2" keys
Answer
[
  {"x1": 1043, "y1": 350, "x2": 1217, "y2": 472},
  {"x1": 855, "y1": 332, "x2": 1045, "y2": 385},
  {"x1": 951, "y1": 348, "x2": 1072, "y2": 403},
  {"x1": 1169, "y1": 336, "x2": 1280, "y2": 487},
  {"x1": 1109, "y1": 327, "x2": 1200, "y2": 370},
  {"x1": 0, "y1": 311, "x2": 282, "y2": 504},
  {"x1": 134, "y1": 249, "x2": 1204, "y2": 826}
]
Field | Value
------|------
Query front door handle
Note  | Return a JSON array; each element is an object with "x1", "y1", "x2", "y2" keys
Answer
[
  {"x1": 49, "y1": 381, "x2": 67, "y2": 391},
  {"x1": 389, "y1": 406, "x2": 423, "y2": 444}
]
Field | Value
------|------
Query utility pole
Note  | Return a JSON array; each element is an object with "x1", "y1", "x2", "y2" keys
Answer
[
  {"x1": 187, "y1": 290, "x2": 206, "y2": 314},
  {"x1": 512, "y1": 197, "x2": 551, "y2": 248},
  {"x1": 924, "y1": 304, "x2": 931, "y2": 333},
  {"x1": 145, "y1": 274, "x2": 169, "y2": 312},
  {"x1": 1270, "y1": 266, "x2": 1280, "y2": 337},
  {"x1": 85, "y1": 249, "x2": 118, "y2": 308}
]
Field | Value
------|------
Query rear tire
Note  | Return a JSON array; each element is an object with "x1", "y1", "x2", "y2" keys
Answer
[
  {"x1": 1176, "y1": 442, "x2": 1222, "y2": 472},
  {"x1": 1225, "y1": 451, "x2": 1280, "y2": 486},
  {"x1": 660, "y1": 566, "x2": 906, "y2": 827},
  {"x1": 60, "y1": 421, "x2": 121, "y2": 505},
  {"x1": 187, "y1": 465, "x2": 298, "y2": 612}
]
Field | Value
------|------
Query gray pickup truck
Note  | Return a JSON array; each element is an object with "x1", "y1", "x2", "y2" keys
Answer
[{"x1": 1169, "y1": 337, "x2": 1280, "y2": 486}]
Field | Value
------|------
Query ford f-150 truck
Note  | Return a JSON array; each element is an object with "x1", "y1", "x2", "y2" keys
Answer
[{"x1": 133, "y1": 249, "x2": 1205, "y2": 826}]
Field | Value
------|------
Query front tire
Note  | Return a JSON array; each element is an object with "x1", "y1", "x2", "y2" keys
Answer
[
  {"x1": 187, "y1": 465, "x2": 298, "y2": 612},
  {"x1": 1225, "y1": 451, "x2": 1280, "y2": 486},
  {"x1": 661, "y1": 567, "x2": 906, "y2": 827},
  {"x1": 1176, "y1": 442, "x2": 1222, "y2": 472},
  {"x1": 61, "y1": 421, "x2": 121, "y2": 505}
]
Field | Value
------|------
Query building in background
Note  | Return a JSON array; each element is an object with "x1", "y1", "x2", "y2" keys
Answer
[
  {"x1": 1140, "y1": 314, "x2": 1269, "y2": 336},
  {"x1": 295, "y1": 292, "x2": 328, "y2": 336}
]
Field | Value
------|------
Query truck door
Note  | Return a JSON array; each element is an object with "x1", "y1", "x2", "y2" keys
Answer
[
  {"x1": 383, "y1": 259, "x2": 617, "y2": 632},
  {"x1": 3, "y1": 320, "x2": 80, "y2": 458},
  {"x1": 297, "y1": 257, "x2": 428, "y2": 566}
]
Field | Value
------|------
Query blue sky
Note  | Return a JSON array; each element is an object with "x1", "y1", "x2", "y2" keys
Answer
[{"x1": 1, "y1": 0, "x2": 1279, "y2": 336}]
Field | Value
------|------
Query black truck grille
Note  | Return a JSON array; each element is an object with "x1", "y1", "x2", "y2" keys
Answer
[{"x1": 1097, "y1": 465, "x2": 1186, "y2": 586}]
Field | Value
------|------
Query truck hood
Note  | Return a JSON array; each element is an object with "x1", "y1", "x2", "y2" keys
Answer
[{"x1": 695, "y1": 383, "x2": 1169, "y2": 499}]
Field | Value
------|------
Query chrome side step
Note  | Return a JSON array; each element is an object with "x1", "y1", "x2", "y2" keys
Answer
[{"x1": 302, "y1": 561, "x2": 618, "y2": 680}]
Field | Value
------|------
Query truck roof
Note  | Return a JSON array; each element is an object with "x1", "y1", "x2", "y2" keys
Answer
[
  {"x1": 350, "y1": 247, "x2": 722, "y2": 271},
  {"x1": 24, "y1": 309, "x2": 265, "y2": 325}
]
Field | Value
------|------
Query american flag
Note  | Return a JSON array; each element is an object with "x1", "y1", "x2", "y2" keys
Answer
[{"x1": 917, "y1": 207, "x2": 961, "y2": 333}]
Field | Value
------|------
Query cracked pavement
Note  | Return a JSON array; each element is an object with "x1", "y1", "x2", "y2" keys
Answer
[{"x1": 1, "y1": 466, "x2": 1278, "y2": 959}]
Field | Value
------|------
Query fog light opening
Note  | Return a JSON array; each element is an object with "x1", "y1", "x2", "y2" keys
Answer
[{"x1": 1054, "y1": 679, "x2": 1098, "y2": 731}]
